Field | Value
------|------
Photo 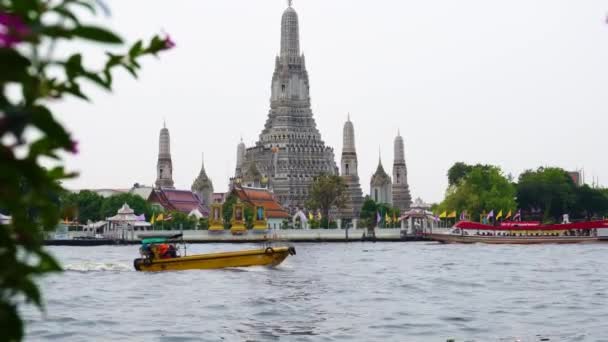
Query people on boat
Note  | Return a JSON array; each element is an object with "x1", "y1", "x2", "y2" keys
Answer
[{"x1": 154, "y1": 243, "x2": 177, "y2": 259}]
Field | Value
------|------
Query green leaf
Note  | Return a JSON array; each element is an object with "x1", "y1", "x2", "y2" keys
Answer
[
  {"x1": 129, "y1": 40, "x2": 143, "y2": 58},
  {"x1": 122, "y1": 64, "x2": 138, "y2": 78},
  {"x1": 37, "y1": 250, "x2": 62, "y2": 273},
  {"x1": 82, "y1": 71, "x2": 110, "y2": 90},
  {"x1": 30, "y1": 106, "x2": 72, "y2": 147},
  {"x1": 64, "y1": 0, "x2": 97, "y2": 15},
  {"x1": 65, "y1": 53, "x2": 83, "y2": 80},
  {"x1": 72, "y1": 26, "x2": 123, "y2": 44},
  {"x1": 0, "y1": 302, "x2": 24, "y2": 341},
  {"x1": 51, "y1": 7, "x2": 81, "y2": 25},
  {"x1": 41, "y1": 25, "x2": 74, "y2": 39},
  {"x1": 0, "y1": 49, "x2": 30, "y2": 82},
  {"x1": 21, "y1": 279, "x2": 42, "y2": 308},
  {"x1": 29, "y1": 138, "x2": 60, "y2": 160},
  {"x1": 63, "y1": 82, "x2": 90, "y2": 101}
]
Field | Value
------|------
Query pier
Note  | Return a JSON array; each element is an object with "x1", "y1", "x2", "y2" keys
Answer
[{"x1": 44, "y1": 228, "x2": 430, "y2": 245}]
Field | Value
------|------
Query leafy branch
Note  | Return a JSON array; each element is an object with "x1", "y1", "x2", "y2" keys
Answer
[{"x1": 0, "y1": 0, "x2": 173, "y2": 340}]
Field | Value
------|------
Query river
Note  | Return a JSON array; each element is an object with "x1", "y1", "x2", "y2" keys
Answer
[{"x1": 22, "y1": 242, "x2": 608, "y2": 341}]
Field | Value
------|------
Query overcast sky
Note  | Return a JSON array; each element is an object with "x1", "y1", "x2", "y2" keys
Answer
[{"x1": 56, "y1": 0, "x2": 608, "y2": 203}]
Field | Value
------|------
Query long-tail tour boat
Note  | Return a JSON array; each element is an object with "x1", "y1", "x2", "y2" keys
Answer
[
  {"x1": 133, "y1": 206, "x2": 295, "y2": 271},
  {"x1": 426, "y1": 220, "x2": 608, "y2": 244},
  {"x1": 133, "y1": 234, "x2": 295, "y2": 271}
]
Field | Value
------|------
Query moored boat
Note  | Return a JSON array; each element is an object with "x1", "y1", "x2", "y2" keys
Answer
[
  {"x1": 426, "y1": 220, "x2": 608, "y2": 244},
  {"x1": 133, "y1": 234, "x2": 296, "y2": 271}
]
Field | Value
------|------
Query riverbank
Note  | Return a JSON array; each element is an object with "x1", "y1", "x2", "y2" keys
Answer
[{"x1": 45, "y1": 228, "x2": 431, "y2": 245}]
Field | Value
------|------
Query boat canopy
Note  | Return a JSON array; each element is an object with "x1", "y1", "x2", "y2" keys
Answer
[
  {"x1": 141, "y1": 237, "x2": 169, "y2": 245},
  {"x1": 455, "y1": 220, "x2": 608, "y2": 231},
  {"x1": 139, "y1": 233, "x2": 183, "y2": 244}
]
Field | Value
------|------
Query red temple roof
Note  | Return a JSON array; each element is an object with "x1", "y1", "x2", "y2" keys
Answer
[{"x1": 232, "y1": 186, "x2": 290, "y2": 219}]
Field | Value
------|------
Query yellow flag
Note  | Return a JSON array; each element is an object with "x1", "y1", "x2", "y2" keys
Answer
[
  {"x1": 385, "y1": 213, "x2": 390, "y2": 223},
  {"x1": 447, "y1": 211, "x2": 457, "y2": 218},
  {"x1": 150, "y1": 215, "x2": 155, "y2": 224},
  {"x1": 308, "y1": 212, "x2": 313, "y2": 221},
  {"x1": 496, "y1": 210, "x2": 503, "y2": 219},
  {"x1": 505, "y1": 210, "x2": 512, "y2": 219},
  {"x1": 439, "y1": 211, "x2": 447, "y2": 218},
  {"x1": 156, "y1": 213, "x2": 164, "y2": 222},
  {"x1": 317, "y1": 211, "x2": 322, "y2": 220}
]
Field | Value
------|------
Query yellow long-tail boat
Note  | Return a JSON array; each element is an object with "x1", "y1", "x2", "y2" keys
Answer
[{"x1": 133, "y1": 234, "x2": 295, "y2": 272}]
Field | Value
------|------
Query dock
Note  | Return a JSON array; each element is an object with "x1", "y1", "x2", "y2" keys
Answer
[{"x1": 44, "y1": 228, "x2": 431, "y2": 246}]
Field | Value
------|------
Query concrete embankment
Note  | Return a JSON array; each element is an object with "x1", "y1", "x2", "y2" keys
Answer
[{"x1": 45, "y1": 228, "x2": 431, "y2": 246}]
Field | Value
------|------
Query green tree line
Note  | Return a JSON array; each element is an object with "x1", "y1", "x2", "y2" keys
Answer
[
  {"x1": 60, "y1": 190, "x2": 203, "y2": 230},
  {"x1": 436, "y1": 162, "x2": 608, "y2": 222}
]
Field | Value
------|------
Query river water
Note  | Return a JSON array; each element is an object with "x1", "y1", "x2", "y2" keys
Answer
[{"x1": 22, "y1": 242, "x2": 608, "y2": 342}]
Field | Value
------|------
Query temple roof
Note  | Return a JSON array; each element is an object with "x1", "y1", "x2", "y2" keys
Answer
[
  {"x1": 371, "y1": 159, "x2": 391, "y2": 186},
  {"x1": 149, "y1": 189, "x2": 209, "y2": 216},
  {"x1": 232, "y1": 185, "x2": 290, "y2": 219},
  {"x1": 192, "y1": 154, "x2": 213, "y2": 192},
  {"x1": 243, "y1": 162, "x2": 262, "y2": 181}
]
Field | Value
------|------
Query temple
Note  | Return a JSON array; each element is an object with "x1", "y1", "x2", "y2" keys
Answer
[
  {"x1": 155, "y1": 122, "x2": 175, "y2": 189},
  {"x1": 370, "y1": 152, "x2": 392, "y2": 204},
  {"x1": 191, "y1": 153, "x2": 214, "y2": 206},
  {"x1": 339, "y1": 115, "x2": 364, "y2": 225},
  {"x1": 392, "y1": 131, "x2": 412, "y2": 211},
  {"x1": 235, "y1": 2, "x2": 338, "y2": 212}
]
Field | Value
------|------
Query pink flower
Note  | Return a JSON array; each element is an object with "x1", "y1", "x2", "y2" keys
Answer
[
  {"x1": 0, "y1": 12, "x2": 30, "y2": 48},
  {"x1": 162, "y1": 35, "x2": 176, "y2": 50},
  {"x1": 68, "y1": 140, "x2": 79, "y2": 154}
]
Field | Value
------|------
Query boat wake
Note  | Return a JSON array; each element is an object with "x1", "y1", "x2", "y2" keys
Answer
[{"x1": 63, "y1": 262, "x2": 132, "y2": 272}]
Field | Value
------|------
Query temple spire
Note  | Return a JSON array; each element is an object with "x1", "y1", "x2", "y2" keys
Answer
[
  {"x1": 155, "y1": 123, "x2": 174, "y2": 189},
  {"x1": 392, "y1": 132, "x2": 412, "y2": 210},
  {"x1": 342, "y1": 114, "x2": 356, "y2": 154},
  {"x1": 280, "y1": 0, "x2": 300, "y2": 59},
  {"x1": 339, "y1": 112, "x2": 363, "y2": 220},
  {"x1": 192, "y1": 151, "x2": 213, "y2": 206},
  {"x1": 288, "y1": 0, "x2": 293, "y2": 7}
]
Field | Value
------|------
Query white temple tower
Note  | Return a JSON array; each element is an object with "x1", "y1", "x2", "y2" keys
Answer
[
  {"x1": 155, "y1": 123, "x2": 175, "y2": 189},
  {"x1": 235, "y1": 138, "x2": 246, "y2": 178},
  {"x1": 392, "y1": 130, "x2": 412, "y2": 211},
  {"x1": 238, "y1": 1, "x2": 338, "y2": 212},
  {"x1": 340, "y1": 115, "x2": 364, "y2": 221}
]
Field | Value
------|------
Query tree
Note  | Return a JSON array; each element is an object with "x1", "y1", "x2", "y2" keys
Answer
[
  {"x1": 222, "y1": 193, "x2": 237, "y2": 229},
  {"x1": 447, "y1": 162, "x2": 473, "y2": 186},
  {"x1": 0, "y1": 2, "x2": 171, "y2": 339},
  {"x1": 573, "y1": 185, "x2": 608, "y2": 220},
  {"x1": 516, "y1": 167, "x2": 577, "y2": 221},
  {"x1": 306, "y1": 174, "x2": 347, "y2": 227},
  {"x1": 360, "y1": 197, "x2": 377, "y2": 222},
  {"x1": 99, "y1": 193, "x2": 153, "y2": 221},
  {"x1": 437, "y1": 164, "x2": 516, "y2": 221},
  {"x1": 164, "y1": 211, "x2": 197, "y2": 230},
  {"x1": 198, "y1": 217, "x2": 209, "y2": 230},
  {"x1": 59, "y1": 190, "x2": 105, "y2": 223}
]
